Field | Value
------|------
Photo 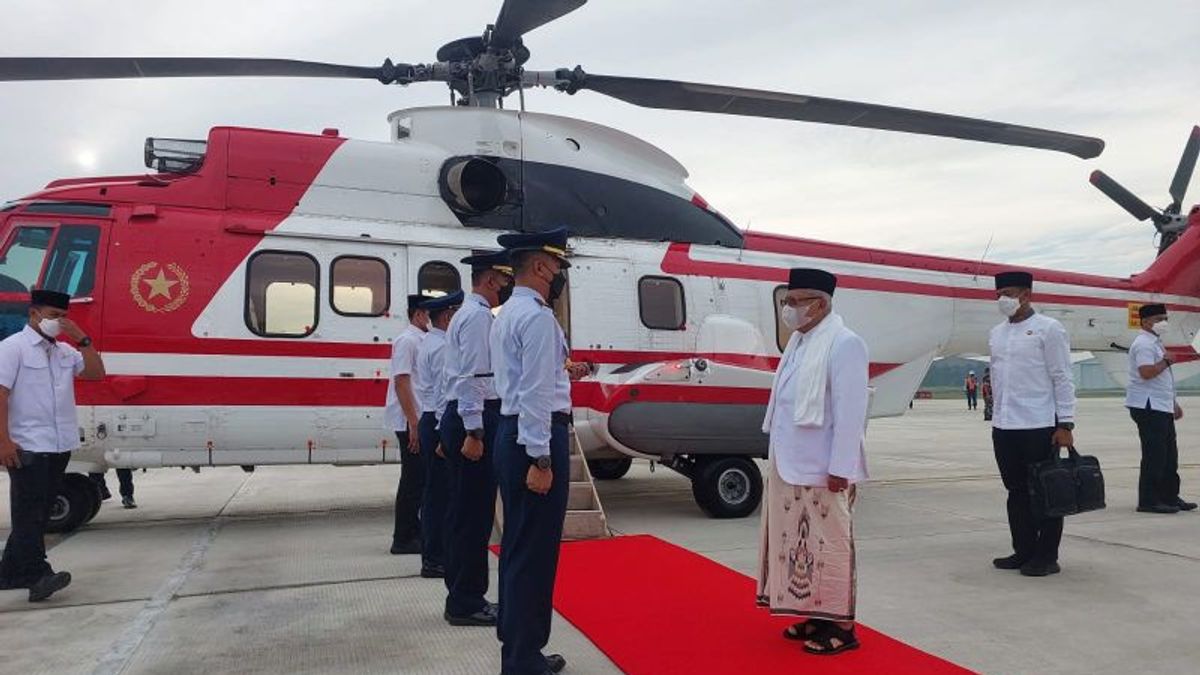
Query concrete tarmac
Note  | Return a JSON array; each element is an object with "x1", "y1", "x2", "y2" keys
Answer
[{"x1": 2, "y1": 397, "x2": 1198, "y2": 674}]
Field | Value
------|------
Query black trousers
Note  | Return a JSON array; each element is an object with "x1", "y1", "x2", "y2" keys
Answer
[
  {"x1": 966, "y1": 391, "x2": 978, "y2": 409},
  {"x1": 993, "y1": 427, "x2": 1063, "y2": 563},
  {"x1": 1129, "y1": 404, "x2": 1181, "y2": 507},
  {"x1": 419, "y1": 411, "x2": 449, "y2": 568},
  {"x1": 495, "y1": 414, "x2": 571, "y2": 675},
  {"x1": 392, "y1": 429, "x2": 426, "y2": 546},
  {"x1": 0, "y1": 451, "x2": 70, "y2": 587},
  {"x1": 89, "y1": 468, "x2": 134, "y2": 499},
  {"x1": 439, "y1": 398, "x2": 500, "y2": 617}
]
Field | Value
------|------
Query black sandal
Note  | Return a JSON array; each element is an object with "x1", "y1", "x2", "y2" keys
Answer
[
  {"x1": 803, "y1": 623, "x2": 860, "y2": 656},
  {"x1": 782, "y1": 619, "x2": 830, "y2": 641}
]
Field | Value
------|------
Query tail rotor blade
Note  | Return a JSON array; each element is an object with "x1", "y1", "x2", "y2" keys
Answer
[
  {"x1": 1169, "y1": 125, "x2": 1200, "y2": 209},
  {"x1": 1090, "y1": 170, "x2": 1162, "y2": 226}
]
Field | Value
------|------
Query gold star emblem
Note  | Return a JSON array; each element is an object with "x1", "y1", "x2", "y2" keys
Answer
[{"x1": 142, "y1": 269, "x2": 179, "y2": 300}]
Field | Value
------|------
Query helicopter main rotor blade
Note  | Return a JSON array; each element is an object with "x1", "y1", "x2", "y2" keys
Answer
[
  {"x1": 0, "y1": 57, "x2": 416, "y2": 84},
  {"x1": 1168, "y1": 125, "x2": 1200, "y2": 209},
  {"x1": 492, "y1": 0, "x2": 587, "y2": 48},
  {"x1": 1090, "y1": 170, "x2": 1164, "y2": 226},
  {"x1": 565, "y1": 73, "x2": 1104, "y2": 159}
]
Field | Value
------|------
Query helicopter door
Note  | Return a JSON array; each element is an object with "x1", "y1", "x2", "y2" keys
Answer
[{"x1": 0, "y1": 217, "x2": 108, "y2": 342}]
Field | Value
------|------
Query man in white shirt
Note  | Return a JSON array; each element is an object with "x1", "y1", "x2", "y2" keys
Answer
[
  {"x1": 1126, "y1": 303, "x2": 1195, "y2": 514},
  {"x1": 989, "y1": 271, "x2": 1076, "y2": 577},
  {"x1": 756, "y1": 268, "x2": 869, "y2": 657},
  {"x1": 0, "y1": 290, "x2": 105, "y2": 602},
  {"x1": 413, "y1": 290, "x2": 463, "y2": 579},
  {"x1": 387, "y1": 294, "x2": 428, "y2": 555}
]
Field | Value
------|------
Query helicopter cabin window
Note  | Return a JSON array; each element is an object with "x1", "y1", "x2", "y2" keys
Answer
[
  {"x1": 418, "y1": 261, "x2": 461, "y2": 298},
  {"x1": 331, "y1": 256, "x2": 389, "y2": 317},
  {"x1": 0, "y1": 227, "x2": 54, "y2": 293},
  {"x1": 638, "y1": 276, "x2": 686, "y2": 330},
  {"x1": 773, "y1": 285, "x2": 789, "y2": 352},
  {"x1": 42, "y1": 225, "x2": 101, "y2": 297},
  {"x1": 245, "y1": 251, "x2": 319, "y2": 338}
]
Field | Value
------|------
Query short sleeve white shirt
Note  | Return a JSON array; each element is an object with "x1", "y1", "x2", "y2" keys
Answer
[
  {"x1": 1125, "y1": 331, "x2": 1175, "y2": 413},
  {"x1": 384, "y1": 324, "x2": 425, "y2": 432},
  {"x1": 0, "y1": 325, "x2": 85, "y2": 453}
]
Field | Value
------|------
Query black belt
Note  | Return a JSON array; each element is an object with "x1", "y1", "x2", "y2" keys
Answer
[
  {"x1": 501, "y1": 412, "x2": 573, "y2": 425},
  {"x1": 473, "y1": 372, "x2": 494, "y2": 378}
]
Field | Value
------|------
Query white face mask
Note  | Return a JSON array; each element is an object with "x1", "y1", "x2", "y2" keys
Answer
[
  {"x1": 1151, "y1": 320, "x2": 1170, "y2": 337},
  {"x1": 781, "y1": 301, "x2": 817, "y2": 331},
  {"x1": 38, "y1": 317, "x2": 62, "y2": 338},
  {"x1": 997, "y1": 296, "x2": 1021, "y2": 318}
]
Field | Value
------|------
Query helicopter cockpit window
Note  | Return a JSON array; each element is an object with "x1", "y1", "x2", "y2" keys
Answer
[
  {"x1": 638, "y1": 276, "x2": 686, "y2": 330},
  {"x1": 331, "y1": 256, "x2": 389, "y2": 317},
  {"x1": 42, "y1": 225, "x2": 100, "y2": 297},
  {"x1": 417, "y1": 261, "x2": 461, "y2": 298},
  {"x1": 773, "y1": 285, "x2": 789, "y2": 352},
  {"x1": 245, "y1": 251, "x2": 319, "y2": 338},
  {"x1": 0, "y1": 227, "x2": 54, "y2": 293}
]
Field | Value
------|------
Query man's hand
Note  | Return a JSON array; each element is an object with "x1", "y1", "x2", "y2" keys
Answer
[
  {"x1": 527, "y1": 465, "x2": 552, "y2": 495},
  {"x1": 59, "y1": 317, "x2": 86, "y2": 342},
  {"x1": 566, "y1": 361, "x2": 591, "y2": 381},
  {"x1": 827, "y1": 474, "x2": 849, "y2": 493},
  {"x1": 1052, "y1": 428, "x2": 1074, "y2": 448},
  {"x1": 435, "y1": 444, "x2": 445, "y2": 459},
  {"x1": 0, "y1": 439, "x2": 21, "y2": 469},
  {"x1": 1175, "y1": 403, "x2": 1184, "y2": 421},
  {"x1": 406, "y1": 419, "x2": 420, "y2": 452},
  {"x1": 462, "y1": 435, "x2": 484, "y2": 462}
]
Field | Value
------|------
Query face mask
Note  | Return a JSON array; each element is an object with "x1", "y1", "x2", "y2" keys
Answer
[
  {"x1": 548, "y1": 271, "x2": 567, "y2": 304},
  {"x1": 780, "y1": 302, "x2": 816, "y2": 331},
  {"x1": 1152, "y1": 320, "x2": 1170, "y2": 337},
  {"x1": 998, "y1": 296, "x2": 1021, "y2": 317},
  {"x1": 38, "y1": 316, "x2": 62, "y2": 338},
  {"x1": 497, "y1": 278, "x2": 514, "y2": 305}
]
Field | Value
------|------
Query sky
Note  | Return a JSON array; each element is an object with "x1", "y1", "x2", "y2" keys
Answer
[{"x1": 1, "y1": 0, "x2": 1197, "y2": 277}]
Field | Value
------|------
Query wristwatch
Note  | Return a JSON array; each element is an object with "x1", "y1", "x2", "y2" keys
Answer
[
  {"x1": 467, "y1": 428, "x2": 484, "y2": 441},
  {"x1": 530, "y1": 455, "x2": 551, "y2": 470},
  {"x1": 78, "y1": 336, "x2": 92, "y2": 348},
  {"x1": 1057, "y1": 422, "x2": 1075, "y2": 431}
]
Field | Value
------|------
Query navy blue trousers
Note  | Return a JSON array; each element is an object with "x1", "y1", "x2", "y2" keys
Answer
[
  {"x1": 392, "y1": 429, "x2": 425, "y2": 546},
  {"x1": 495, "y1": 414, "x2": 571, "y2": 675},
  {"x1": 0, "y1": 452, "x2": 70, "y2": 587},
  {"x1": 419, "y1": 411, "x2": 449, "y2": 568},
  {"x1": 439, "y1": 398, "x2": 500, "y2": 617}
]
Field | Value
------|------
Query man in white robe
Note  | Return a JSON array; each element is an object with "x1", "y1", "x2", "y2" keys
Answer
[{"x1": 756, "y1": 268, "x2": 869, "y2": 657}]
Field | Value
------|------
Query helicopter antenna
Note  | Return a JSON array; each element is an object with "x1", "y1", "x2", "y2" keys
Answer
[{"x1": 973, "y1": 233, "x2": 994, "y2": 281}]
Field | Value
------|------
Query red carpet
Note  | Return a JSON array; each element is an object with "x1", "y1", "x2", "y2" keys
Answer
[{"x1": 551, "y1": 535, "x2": 973, "y2": 675}]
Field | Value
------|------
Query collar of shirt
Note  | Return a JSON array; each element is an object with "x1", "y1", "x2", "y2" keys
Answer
[
  {"x1": 401, "y1": 324, "x2": 424, "y2": 339},
  {"x1": 21, "y1": 324, "x2": 54, "y2": 349},
  {"x1": 427, "y1": 327, "x2": 446, "y2": 339},
  {"x1": 511, "y1": 286, "x2": 545, "y2": 306},
  {"x1": 468, "y1": 292, "x2": 490, "y2": 309}
]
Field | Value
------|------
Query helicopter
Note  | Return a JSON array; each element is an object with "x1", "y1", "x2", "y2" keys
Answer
[{"x1": 0, "y1": 0, "x2": 1196, "y2": 528}]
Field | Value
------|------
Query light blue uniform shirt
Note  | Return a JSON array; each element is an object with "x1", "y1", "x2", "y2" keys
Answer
[
  {"x1": 416, "y1": 327, "x2": 449, "y2": 422},
  {"x1": 444, "y1": 292, "x2": 498, "y2": 430},
  {"x1": 491, "y1": 286, "x2": 571, "y2": 459}
]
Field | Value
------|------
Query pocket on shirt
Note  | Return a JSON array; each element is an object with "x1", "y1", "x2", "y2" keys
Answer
[{"x1": 20, "y1": 352, "x2": 52, "y2": 385}]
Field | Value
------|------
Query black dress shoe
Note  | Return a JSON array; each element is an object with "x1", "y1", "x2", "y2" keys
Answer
[
  {"x1": 1175, "y1": 498, "x2": 1198, "y2": 511},
  {"x1": 1019, "y1": 561, "x2": 1061, "y2": 577},
  {"x1": 445, "y1": 606, "x2": 498, "y2": 627},
  {"x1": 28, "y1": 571, "x2": 71, "y2": 602},
  {"x1": 420, "y1": 564, "x2": 445, "y2": 579},
  {"x1": 992, "y1": 554, "x2": 1029, "y2": 570},
  {"x1": 390, "y1": 539, "x2": 421, "y2": 555},
  {"x1": 1137, "y1": 503, "x2": 1180, "y2": 514},
  {"x1": 545, "y1": 654, "x2": 567, "y2": 673},
  {"x1": 122, "y1": 496, "x2": 137, "y2": 509}
]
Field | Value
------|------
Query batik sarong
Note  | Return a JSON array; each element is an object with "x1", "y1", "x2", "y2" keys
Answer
[{"x1": 756, "y1": 456, "x2": 857, "y2": 621}]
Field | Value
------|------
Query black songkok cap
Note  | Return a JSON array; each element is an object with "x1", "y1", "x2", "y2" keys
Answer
[
  {"x1": 994, "y1": 271, "x2": 1034, "y2": 290},
  {"x1": 787, "y1": 268, "x2": 837, "y2": 295},
  {"x1": 407, "y1": 294, "x2": 426, "y2": 312},
  {"x1": 1138, "y1": 303, "x2": 1167, "y2": 319},
  {"x1": 30, "y1": 289, "x2": 69, "y2": 310}
]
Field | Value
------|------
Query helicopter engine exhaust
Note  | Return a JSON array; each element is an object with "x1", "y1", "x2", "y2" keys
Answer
[{"x1": 441, "y1": 156, "x2": 509, "y2": 215}]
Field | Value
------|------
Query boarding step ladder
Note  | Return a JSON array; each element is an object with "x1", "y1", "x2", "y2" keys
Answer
[{"x1": 494, "y1": 428, "x2": 611, "y2": 541}]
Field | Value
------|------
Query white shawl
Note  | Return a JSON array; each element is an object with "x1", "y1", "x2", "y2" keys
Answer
[{"x1": 761, "y1": 313, "x2": 845, "y2": 431}]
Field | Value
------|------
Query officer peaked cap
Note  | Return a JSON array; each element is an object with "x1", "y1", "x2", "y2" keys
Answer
[
  {"x1": 420, "y1": 290, "x2": 464, "y2": 312},
  {"x1": 995, "y1": 271, "x2": 1033, "y2": 290},
  {"x1": 461, "y1": 250, "x2": 513, "y2": 275},
  {"x1": 787, "y1": 268, "x2": 836, "y2": 295},
  {"x1": 30, "y1": 289, "x2": 70, "y2": 310},
  {"x1": 496, "y1": 227, "x2": 572, "y2": 268},
  {"x1": 407, "y1": 294, "x2": 426, "y2": 312},
  {"x1": 1138, "y1": 303, "x2": 1167, "y2": 319}
]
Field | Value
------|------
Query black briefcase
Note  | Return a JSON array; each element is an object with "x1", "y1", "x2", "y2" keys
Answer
[{"x1": 1029, "y1": 446, "x2": 1106, "y2": 519}]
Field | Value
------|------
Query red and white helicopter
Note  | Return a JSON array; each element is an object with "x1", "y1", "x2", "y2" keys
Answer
[{"x1": 1, "y1": 0, "x2": 1197, "y2": 528}]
